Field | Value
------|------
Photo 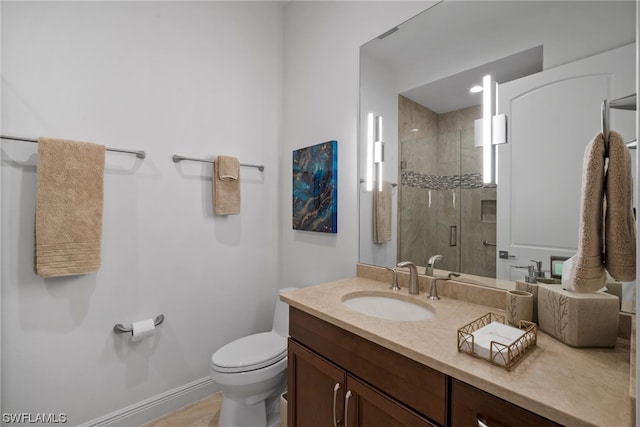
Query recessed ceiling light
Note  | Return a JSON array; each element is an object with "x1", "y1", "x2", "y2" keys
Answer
[
  {"x1": 469, "y1": 85, "x2": 483, "y2": 93},
  {"x1": 410, "y1": 128, "x2": 420, "y2": 132}
]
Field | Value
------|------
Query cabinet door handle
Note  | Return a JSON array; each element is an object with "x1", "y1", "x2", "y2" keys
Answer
[
  {"x1": 476, "y1": 417, "x2": 489, "y2": 427},
  {"x1": 332, "y1": 383, "x2": 342, "y2": 427},
  {"x1": 344, "y1": 390, "x2": 353, "y2": 427}
]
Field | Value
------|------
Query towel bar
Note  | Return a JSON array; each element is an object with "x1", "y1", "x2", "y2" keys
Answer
[
  {"x1": 113, "y1": 314, "x2": 165, "y2": 334},
  {"x1": 359, "y1": 178, "x2": 397, "y2": 187},
  {"x1": 172, "y1": 154, "x2": 264, "y2": 172},
  {"x1": 601, "y1": 93, "x2": 637, "y2": 144},
  {"x1": 0, "y1": 135, "x2": 146, "y2": 159}
]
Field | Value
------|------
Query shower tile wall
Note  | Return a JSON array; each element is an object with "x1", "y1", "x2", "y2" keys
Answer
[{"x1": 398, "y1": 95, "x2": 496, "y2": 277}]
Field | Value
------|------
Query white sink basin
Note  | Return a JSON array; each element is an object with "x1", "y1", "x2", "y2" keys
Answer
[{"x1": 342, "y1": 292, "x2": 434, "y2": 321}]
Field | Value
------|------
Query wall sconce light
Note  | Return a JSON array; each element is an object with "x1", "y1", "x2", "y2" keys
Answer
[{"x1": 366, "y1": 113, "x2": 384, "y2": 192}]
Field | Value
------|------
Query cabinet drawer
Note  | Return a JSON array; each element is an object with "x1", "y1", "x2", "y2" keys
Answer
[
  {"x1": 450, "y1": 379, "x2": 562, "y2": 427},
  {"x1": 290, "y1": 307, "x2": 447, "y2": 425}
]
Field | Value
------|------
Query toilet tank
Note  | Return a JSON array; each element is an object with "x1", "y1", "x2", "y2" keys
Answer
[{"x1": 272, "y1": 287, "x2": 298, "y2": 337}]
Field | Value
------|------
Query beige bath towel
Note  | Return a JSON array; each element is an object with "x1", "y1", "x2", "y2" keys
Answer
[
  {"x1": 571, "y1": 133, "x2": 608, "y2": 292},
  {"x1": 373, "y1": 181, "x2": 392, "y2": 243},
  {"x1": 35, "y1": 137, "x2": 106, "y2": 278},
  {"x1": 604, "y1": 131, "x2": 636, "y2": 281},
  {"x1": 213, "y1": 155, "x2": 240, "y2": 215}
]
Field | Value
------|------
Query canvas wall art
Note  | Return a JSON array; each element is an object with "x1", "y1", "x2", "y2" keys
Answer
[{"x1": 292, "y1": 140, "x2": 338, "y2": 233}]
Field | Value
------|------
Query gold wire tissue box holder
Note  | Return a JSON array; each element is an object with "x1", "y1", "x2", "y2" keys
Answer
[{"x1": 457, "y1": 312, "x2": 537, "y2": 371}]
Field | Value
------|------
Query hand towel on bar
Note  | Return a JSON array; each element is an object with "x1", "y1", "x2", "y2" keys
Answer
[
  {"x1": 373, "y1": 181, "x2": 392, "y2": 243},
  {"x1": 213, "y1": 155, "x2": 240, "y2": 215},
  {"x1": 604, "y1": 130, "x2": 636, "y2": 281},
  {"x1": 35, "y1": 137, "x2": 106, "y2": 278},
  {"x1": 217, "y1": 154, "x2": 239, "y2": 181},
  {"x1": 568, "y1": 133, "x2": 608, "y2": 293}
]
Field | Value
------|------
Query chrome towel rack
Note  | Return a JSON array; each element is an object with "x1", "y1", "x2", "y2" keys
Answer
[
  {"x1": 0, "y1": 135, "x2": 146, "y2": 159},
  {"x1": 172, "y1": 154, "x2": 264, "y2": 172},
  {"x1": 601, "y1": 93, "x2": 636, "y2": 148},
  {"x1": 113, "y1": 314, "x2": 165, "y2": 334}
]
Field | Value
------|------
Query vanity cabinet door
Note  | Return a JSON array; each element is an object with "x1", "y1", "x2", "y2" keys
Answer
[
  {"x1": 450, "y1": 379, "x2": 562, "y2": 427},
  {"x1": 287, "y1": 339, "x2": 346, "y2": 427},
  {"x1": 344, "y1": 375, "x2": 438, "y2": 427},
  {"x1": 289, "y1": 307, "x2": 447, "y2": 424}
]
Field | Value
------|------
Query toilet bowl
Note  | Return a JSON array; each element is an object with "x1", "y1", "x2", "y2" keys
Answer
[{"x1": 210, "y1": 287, "x2": 297, "y2": 427}]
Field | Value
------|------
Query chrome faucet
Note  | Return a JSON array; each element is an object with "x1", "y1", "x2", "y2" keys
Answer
[
  {"x1": 397, "y1": 261, "x2": 419, "y2": 294},
  {"x1": 530, "y1": 260, "x2": 545, "y2": 278},
  {"x1": 425, "y1": 254, "x2": 443, "y2": 276}
]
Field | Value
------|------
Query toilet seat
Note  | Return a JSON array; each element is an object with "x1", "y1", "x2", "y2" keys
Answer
[{"x1": 212, "y1": 331, "x2": 287, "y2": 373}]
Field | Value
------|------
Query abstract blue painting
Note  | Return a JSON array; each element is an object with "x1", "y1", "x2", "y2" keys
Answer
[{"x1": 292, "y1": 140, "x2": 338, "y2": 233}]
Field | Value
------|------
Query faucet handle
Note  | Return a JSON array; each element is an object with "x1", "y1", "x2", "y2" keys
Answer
[{"x1": 385, "y1": 267, "x2": 400, "y2": 291}]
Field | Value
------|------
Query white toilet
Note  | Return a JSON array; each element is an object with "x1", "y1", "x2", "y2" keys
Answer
[{"x1": 210, "y1": 287, "x2": 296, "y2": 427}]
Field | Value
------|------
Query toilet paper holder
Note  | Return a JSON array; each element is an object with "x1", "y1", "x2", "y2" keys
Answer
[{"x1": 113, "y1": 314, "x2": 165, "y2": 334}]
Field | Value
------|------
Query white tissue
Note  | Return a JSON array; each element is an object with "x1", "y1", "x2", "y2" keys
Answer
[
  {"x1": 471, "y1": 321, "x2": 526, "y2": 364},
  {"x1": 131, "y1": 318, "x2": 155, "y2": 342}
]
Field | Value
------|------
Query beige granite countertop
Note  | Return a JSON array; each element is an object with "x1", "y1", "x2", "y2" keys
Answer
[{"x1": 281, "y1": 276, "x2": 633, "y2": 427}]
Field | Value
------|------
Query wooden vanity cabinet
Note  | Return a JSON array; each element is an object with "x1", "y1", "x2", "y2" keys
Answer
[
  {"x1": 288, "y1": 307, "x2": 446, "y2": 426},
  {"x1": 288, "y1": 307, "x2": 562, "y2": 427}
]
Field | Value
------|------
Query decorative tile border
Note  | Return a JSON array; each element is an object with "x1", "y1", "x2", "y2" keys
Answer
[{"x1": 401, "y1": 170, "x2": 484, "y2": 190}]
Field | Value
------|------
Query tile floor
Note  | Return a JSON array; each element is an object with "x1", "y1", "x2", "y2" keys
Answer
[{"x1": 140, "y1": 392, "x2": 222, "y2": 427}]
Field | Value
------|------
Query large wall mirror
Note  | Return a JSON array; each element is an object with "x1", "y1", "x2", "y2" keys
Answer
[{"x1": 359, "y1": 1, "x2": 637, "y2": 312}]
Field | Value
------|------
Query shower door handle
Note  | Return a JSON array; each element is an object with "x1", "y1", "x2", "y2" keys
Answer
[{"x1": 450, "y1": 226, "x2": 457, "y2": 247}]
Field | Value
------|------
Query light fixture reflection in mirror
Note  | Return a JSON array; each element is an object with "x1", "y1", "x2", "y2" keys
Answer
[
  {"x1": 366, "y1": 113, "x2": 385, "y2": 192},
  {"x1": 366, "y1": 113, "x2": 374, "y2": 191},
  {"x1": 482, "y1": 74, "x2": 495, "y2": 185},
  {"x1": 374, "y1": 115, "x2": 384, "y2": 192}
]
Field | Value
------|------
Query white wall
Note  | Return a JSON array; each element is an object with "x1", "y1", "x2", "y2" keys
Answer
[
  {"x1": 1, "y1": 2, "x2": 283, "y2": 425},
  {"x1": 280, "y1": 1, "x2": 430, "y2": 287}
]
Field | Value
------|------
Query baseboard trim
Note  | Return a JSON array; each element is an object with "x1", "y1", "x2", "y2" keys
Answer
[{"x1": 78, "y1": 377, "x2": 217, "y2": 427}]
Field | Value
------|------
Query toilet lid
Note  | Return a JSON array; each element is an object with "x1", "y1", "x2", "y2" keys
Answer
[{"x1": 211, "y1": 332, "x2": 287, "y2": 373}]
